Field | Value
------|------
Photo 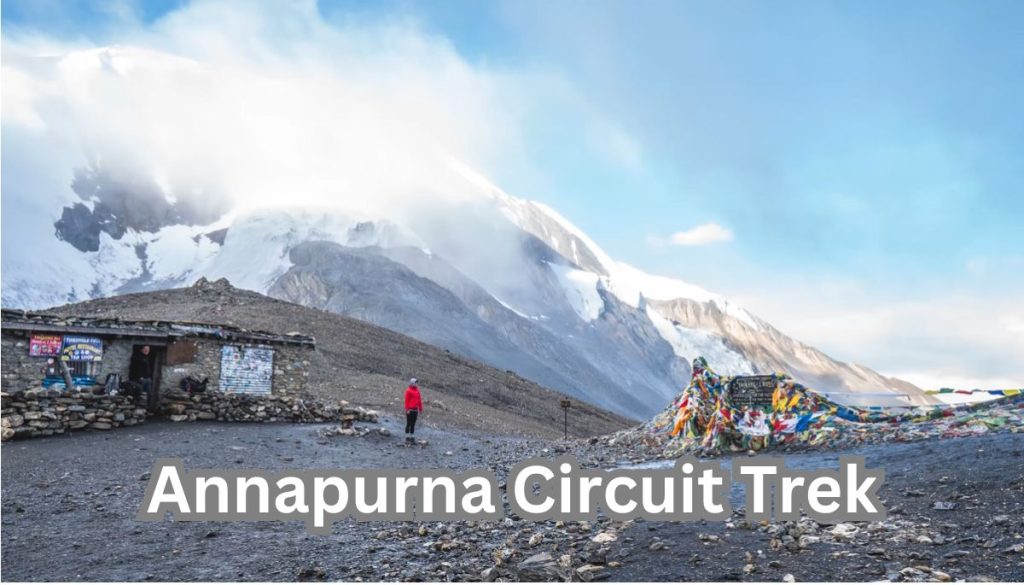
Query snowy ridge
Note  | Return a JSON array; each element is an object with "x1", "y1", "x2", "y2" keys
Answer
[
  {"x1": 1, "y1": 219, "x2": 226, "y2": 309},
  {"x1": 522, "y1": 200, "x2": 619, "y2": 273},
  {"x1": 602, "y1": 262, "x2": 760, "y2": 330},
  {"x1": 195, "y1": 209, "x2": 425, "y2": 293},
  {"x1": 498, "y1": 196, "x2": 762, "y2": 332}
]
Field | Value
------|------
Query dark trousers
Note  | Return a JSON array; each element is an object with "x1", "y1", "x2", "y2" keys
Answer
[
  {"x1": 140, "y1": 378, "x2": 154, "y2": 410},
  {"x1": 405, "y1": 410, "x2": 418, "y2": 434}
]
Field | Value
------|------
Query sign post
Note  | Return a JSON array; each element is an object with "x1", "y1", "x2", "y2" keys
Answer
[{"x1": 560, "y1": 398, "x2": 571, "y2": 440}]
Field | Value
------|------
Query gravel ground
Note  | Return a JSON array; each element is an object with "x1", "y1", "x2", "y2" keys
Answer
[
  {"x1": 2, "y1": 418, "x2": 1023, "y2": 582},
  {"x1": 609, "y1": 434, "x2": 1024, "y2": 582}
]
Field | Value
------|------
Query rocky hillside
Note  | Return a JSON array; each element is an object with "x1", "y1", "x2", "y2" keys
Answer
[
  {"x1": 267, "y1": 240, "x2": 680, "y2": 415},
  {"x1": 46, "y1": 278, "x2": 633, "y2": 439}
]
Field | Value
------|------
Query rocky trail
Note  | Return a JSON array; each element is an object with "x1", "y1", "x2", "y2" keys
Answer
[{"x1": 2, "y1": 415, "x2": 1022, "y2": 582}]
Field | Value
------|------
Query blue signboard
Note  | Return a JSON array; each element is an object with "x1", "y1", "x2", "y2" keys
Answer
[{"x1": 61, "y1": 336, "x2": 103, "y2": 362}]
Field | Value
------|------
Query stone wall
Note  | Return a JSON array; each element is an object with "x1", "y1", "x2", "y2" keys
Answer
[
  {"x1": 1, "y1": 388, "x2": 148, "y2": 441},
  {"x1": 159, "y1": 341, "x2": 312, "y2": 396},
  {"x1": 271, "y1": 344, "x2": 311, "y2": 396},
  {"x1": 1, "y1": 333, "x2": 47, "y2": 393},
  {"x1": 101, "y1": 340, "x2": 136, "y2": 382},
  {"x1": 1, "y1": 331, "x2": 137, "y2": 394},
  {"x1": 1, "y1": 386, "x2": 378, "y2": 441},
  {"x1": 159, "y1": 339, "x2": 222, "y2": 393},
  {"x1": 159, "y1": 390, "x2": 378, "y2": 425}
]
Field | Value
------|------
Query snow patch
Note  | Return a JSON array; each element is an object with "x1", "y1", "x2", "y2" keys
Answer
[
  {"x1": 606, "y1": 262, "x2": 717, "y2": 307},
  {"x1": 492, "y1": 296, "x2": 535, "y2": 320},
  {"x1": 549, "y1": 263, "x2": 604, "y2": 322},
  {"x1": 645, "y1": 305, "x2": 753, "y2": 375},
  {"x1": 146, "y1": 224, "x2": 221, "y2": 280},
  {"x1": 197, "y1": 210, "x2": 352, "y2": 292}
]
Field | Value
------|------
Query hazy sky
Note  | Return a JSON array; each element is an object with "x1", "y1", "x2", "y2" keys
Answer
[{"x1": 3, "y1": 0, "x2": 1022, "y2": 388}]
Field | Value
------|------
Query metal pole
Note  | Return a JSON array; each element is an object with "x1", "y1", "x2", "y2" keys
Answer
[{"x1": 560, "y1": 398, "x2": 571, "y2": 441}]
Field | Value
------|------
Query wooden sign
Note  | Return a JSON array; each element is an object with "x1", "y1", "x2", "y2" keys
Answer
[{"x1": 727, "y1": 375, "x2": 777, "y2": 407}]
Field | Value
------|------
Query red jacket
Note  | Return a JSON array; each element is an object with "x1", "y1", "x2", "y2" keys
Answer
[{"x1": 404, "y1": 385, "x2": 423, "y2": 411}]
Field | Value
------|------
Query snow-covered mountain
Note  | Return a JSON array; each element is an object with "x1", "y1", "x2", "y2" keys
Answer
[
  {"x1": 1, "y1": 46, "x2": 934, "y2": 416},
  {"x1": 1, "y1": 163, "x2": 932, "y2": 414}
]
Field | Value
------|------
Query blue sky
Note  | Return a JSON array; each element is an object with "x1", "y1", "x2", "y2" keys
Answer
[{"x1": 3, "y1": 0, "x2": 1022, "y2": 386}]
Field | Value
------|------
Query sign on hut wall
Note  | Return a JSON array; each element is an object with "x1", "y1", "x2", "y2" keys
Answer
[
  {"x1": 219, "y1": 345, "x2": 274, "y2": 395},
  {"x1": 29, "y1": 334, "x2": 63, "y2": 357},
  {"x1": 166, "y1": 339, "x2": 199, "y2": 365},
  {"x1": 60, "y1": 336, "x2": 103, "y2": 362},
  {"x1": 727, "y1": 375, "x2": 777, "y2": 408}
]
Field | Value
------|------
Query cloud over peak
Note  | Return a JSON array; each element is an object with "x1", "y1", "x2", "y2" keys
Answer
[
  {"x1": 658, "y1": 223, "x2": 734, "y2": 247},
  {"x1": 2, "y1": 0, "x2": 606, "y2": 222}
]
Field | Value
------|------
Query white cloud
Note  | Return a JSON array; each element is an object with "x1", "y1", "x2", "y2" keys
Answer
[
  {"x1": 0, "y1": 0, "x2": 639, "y2": 312},
  {"x1": 0, "y1": 0, "x2": 605, "y2": 224},
  {"x1": 888, "y1": 371, "x2": 1021, "y2": 392},
  {"x1": 732, "y1": 278, "x2": 1024, "y2": 391},
  {"x1": 666, "y1": 223, "x2": 734, "y2": 246}
]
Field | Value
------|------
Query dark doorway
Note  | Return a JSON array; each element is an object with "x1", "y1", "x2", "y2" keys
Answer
[{"x1": 129, "y1": 344, "x2": 164, "y2": 412}]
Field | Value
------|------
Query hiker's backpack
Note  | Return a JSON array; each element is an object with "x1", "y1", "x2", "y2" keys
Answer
[{"x1": 179, "y1": 375, "x2": 209, "y2": 394}]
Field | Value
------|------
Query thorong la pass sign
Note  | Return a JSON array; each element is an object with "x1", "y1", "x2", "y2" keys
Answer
[{"x1": 727, "y1": 375, "x2": 777, "y2": 407}]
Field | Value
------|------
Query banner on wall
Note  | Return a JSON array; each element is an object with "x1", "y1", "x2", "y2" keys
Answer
[
  {"x1": 29, "y1": 334, "x2": 63, "y2": 357},
  {"x1": 60, "y1": 336, "x2": 103, "y2": 362}
]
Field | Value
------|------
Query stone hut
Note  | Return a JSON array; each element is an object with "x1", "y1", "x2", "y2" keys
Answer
[{"x1": 1, "y1": 309, "x2": 314, "y2": 410}]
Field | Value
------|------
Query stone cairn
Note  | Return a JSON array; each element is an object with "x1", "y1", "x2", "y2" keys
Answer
[{"x1": 1, "y1": 388, "x2": 147, "y2": 441}]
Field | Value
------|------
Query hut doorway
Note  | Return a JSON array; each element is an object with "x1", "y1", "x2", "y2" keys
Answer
[{"x1": 129, "y1": 344, "x2": 165, "y2": 412}]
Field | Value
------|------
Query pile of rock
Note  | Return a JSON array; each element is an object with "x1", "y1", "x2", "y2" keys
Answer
[
  {"x1": 320, "y1": 425, "x2": 394, "y2": 439},
  {"x1": 335, "y1": 516, "x2": 625, "y2": 582},
  {"x1": 159, "y1": 390, "x2": 379, "y2": 425},
  {"x1": 339, "y1": 402, "x2": 380, "y2": 427},
  {"x1": 1, "y1": 388, "x2": 147, "y2": 441}
]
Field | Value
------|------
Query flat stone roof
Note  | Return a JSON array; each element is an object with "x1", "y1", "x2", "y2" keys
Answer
[{"x1": 1, "y1": 309, "x2": 315, "y2": 348}]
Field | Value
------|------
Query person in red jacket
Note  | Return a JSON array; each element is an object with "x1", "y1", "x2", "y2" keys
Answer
[{"x1": 404, "y1": 378, "x2": 423, "y2": 444}]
